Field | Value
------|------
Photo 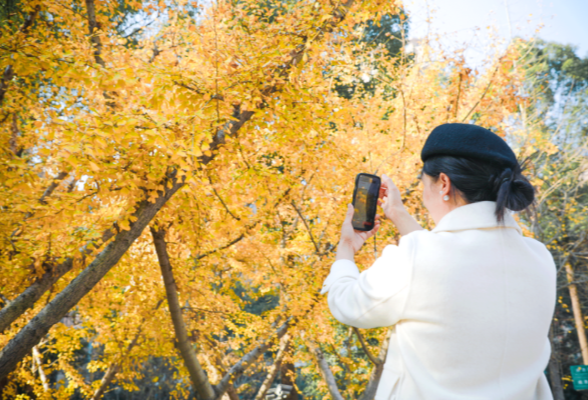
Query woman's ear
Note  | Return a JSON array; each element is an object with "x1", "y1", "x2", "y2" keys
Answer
[{"x1": 438, "y1": 172, "x2": 451, "y2": 196}]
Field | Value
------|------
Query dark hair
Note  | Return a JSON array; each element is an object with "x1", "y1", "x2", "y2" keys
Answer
[{"x1": 422, "y1": 156, "x2": 535, "y2": 222}]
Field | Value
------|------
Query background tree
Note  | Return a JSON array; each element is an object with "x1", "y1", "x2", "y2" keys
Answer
[{"x1": 515, "y1": 38, "x2": 588, "y2": 400}]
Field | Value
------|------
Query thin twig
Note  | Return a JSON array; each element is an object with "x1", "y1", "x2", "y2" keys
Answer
[
  {"x1": 291, "y1": 200, "x2": 321, "y2": 255},
  {"x1": 206, "y1": 175, "x2": 241, "y2": 221},
  {"x1": 461, "y1": 62, "x2": 501, "y2": 122},
  {"x1": 195, "y1": 233, "x2": 246, "y2": 261}
]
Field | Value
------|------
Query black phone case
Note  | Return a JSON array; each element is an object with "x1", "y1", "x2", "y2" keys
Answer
[{"x1": 351, "y1": 173, "x2": 381, "y2": 231}]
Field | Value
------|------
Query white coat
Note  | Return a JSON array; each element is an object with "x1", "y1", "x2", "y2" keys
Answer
[{"x1": 321, "y1": 201, "x2": 556, "y2": 400}]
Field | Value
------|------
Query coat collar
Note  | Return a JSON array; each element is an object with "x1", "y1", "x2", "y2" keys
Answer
[{"x1": 432, "y1": 201, "x2": 522, "y2": 234}]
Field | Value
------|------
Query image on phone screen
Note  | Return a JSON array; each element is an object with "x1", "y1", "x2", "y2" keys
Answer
[{"x1": 353, "y1": 175, "x2": 379, "y2": 230}]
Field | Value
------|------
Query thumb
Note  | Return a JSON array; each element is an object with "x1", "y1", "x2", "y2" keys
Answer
[{"x1": 344, "y1": 204, "x2": 354, "y2": 223}]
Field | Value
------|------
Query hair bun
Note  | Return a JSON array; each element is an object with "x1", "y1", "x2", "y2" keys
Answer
[
  {"x1": 507, "y1": 178, "x2": 535, "y2": 211},
  {"x1": 495, "y1": 168, "x2": 534, "y2": 214},
  {"x1": 492, "y1": 168, "x2": 514, "y2": 193}
]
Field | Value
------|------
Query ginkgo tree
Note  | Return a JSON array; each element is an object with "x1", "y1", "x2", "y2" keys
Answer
[
  {"x1": 0, "y1": 0, "x2": 565, "y2": 399},
  {"x1": 0, "y1": 0, "x2": 393, "y2": 396}
]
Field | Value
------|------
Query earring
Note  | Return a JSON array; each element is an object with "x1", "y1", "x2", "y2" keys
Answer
[
  {"x1": 439, "y1": 191, "x2": 443, "y2": 195},
  {"x1": 443, "y1": 195, "x2": 449, "y2": 201}
]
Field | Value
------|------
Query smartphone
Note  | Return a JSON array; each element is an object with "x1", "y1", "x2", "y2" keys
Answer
[{"x1": 351, "y1": 173, "x2": 381, "y2": 231}]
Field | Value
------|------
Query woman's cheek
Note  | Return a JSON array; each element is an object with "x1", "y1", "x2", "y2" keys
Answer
[{"x1": 422, "y1": 189, "x2": 430, "y2": 211}]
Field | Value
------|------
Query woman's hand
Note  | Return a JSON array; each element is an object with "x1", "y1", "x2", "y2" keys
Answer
[
  {"x1": 336, "y1": 204, "x2": 380, "y2": 261},
  {"x1": 378, "y1": 173, "x2": 404, "y2": 220},
  {"x1": 378, "y1": 173, "x2": 424, "y2": 236}
]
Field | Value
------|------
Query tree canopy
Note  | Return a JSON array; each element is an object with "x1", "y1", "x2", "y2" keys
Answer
[{"x1": 1, "y1": 1, "x2": 586, "y2": 399}]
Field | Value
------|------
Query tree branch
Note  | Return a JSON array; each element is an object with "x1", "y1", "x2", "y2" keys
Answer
[
  {"x1": 461, "y1": 62, "x2": 500, "y2": 122},
  {"x1": 32, "y1": 345, "x2": 49, "y2": 391},
  {"x1": 311, "y1": 328, "x2": 392, "y2": 400},
  {"x1": 226, "y1": 386, "x2": 240, "y2": 400},
  {"x1": 195, "y1": 233, "x2": 246, "y2": 261},
  {"x1": 197, "y1": 0, "x2": 356, "y2": 168},
  {"x1": 91, "y1": 300, "x2": 162, "y2": 400},
  {"x1": 84, "y1": 0, "x2": 105, "y2": 67},
  {"x1": 39, "y1": 171, "x2": 69, "y2": 204},
  {"x1": 0, "y1": 228, "x2": 115, "y2": 334},
  {"x1": 213, "y1": 321, "x2": 290, "y2": 399},
  {"x1": 198, "y1": 105, "x2": 255, "y2": 165},
  {"x1": 0, "y1": 173, "x2": 184, "y2": 380},
  {"x1": 0, "y1": 6, "x2": 39, "y2": 107},
  {"x1": 353, "y1": 327, "x2": 382, "y2": 367},
  {"x1": 291, "y1": 200, "x2": 321, "y2": 255},
  {"x1": 253, "y1": 334, "x2": 291, "y2": 400},
  {"x1": 0, "y1": 66, "x2": 14, "y2": 107},
  {"x1": 194, "y1": 184, "x2": 292, "y2": 262},
  {"x1": 207, "y1": 174, "x2": 240, "y2": 221},
  {"x1": 453, "y1": 69, "x2": 464, "y2": 119},
  {"x1": 9, "y1": 113, "x2": 22, "y2": 156},
  {"x1": 91, "y1": 362, "x2": 119, "y2": 400}
]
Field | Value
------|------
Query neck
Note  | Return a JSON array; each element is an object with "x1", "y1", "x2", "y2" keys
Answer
[{"x1": 432, "y1": 197, "x2": 468, "y2": 225}]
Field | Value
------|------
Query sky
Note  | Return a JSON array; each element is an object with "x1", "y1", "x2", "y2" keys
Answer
[{"x1": 403, "y1": 0, "x2": 588, "y2": 70}]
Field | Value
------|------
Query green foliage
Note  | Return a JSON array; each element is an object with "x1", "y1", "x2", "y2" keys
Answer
[
  {"x1": 518, "y1": 39, "x2": 588, "y2": 400},
  {"x1": 334, "y1": 12, "x2": 410, "y2": 99},
  {"x1": 0, "y1": 0, "x2": 20, "y2": 26}
]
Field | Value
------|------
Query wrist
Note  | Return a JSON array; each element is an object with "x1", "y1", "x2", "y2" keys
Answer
[
  {"x1": 388, "y1": 204, "x2": 407, "y2": 221},
  {"x1": 336, "y1": 241, "x2": 355, "y2": 261}
]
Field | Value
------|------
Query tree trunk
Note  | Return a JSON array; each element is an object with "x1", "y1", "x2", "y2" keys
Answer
[
  {"x1": 566, "y1": 263, "x2": 588, "y2": 364},
  {"x1": 0, "y1": 221, "x2": 116, "y2": 334},
  {"x1": 360, "y1": 329, "x2": 392, "y2": 400},
  {"x1": 0, "y1": 7, "x2": 39, "y2": 107},
  {"x1": 280, "y1": 358, "x2": 298, "y2": 400},
  {"x1": 150, "y1": 227, "x2": 216, "y2": 400},
  {"x1": 0, "y1": 259, "x2": 72, "y2": 334},
  {"x1": 312, "y1": 345, "x2": 345, "y2": 400},
  {"x1": 548, "y1": 324, "x2": 565, "y2": 400},
  {"x1": 0, "y1": 177, "x2": 183, "y2": 380}
]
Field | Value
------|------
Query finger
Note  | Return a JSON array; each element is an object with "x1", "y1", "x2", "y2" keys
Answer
[
  {"x1": 379, "y1": 177, "x2": 388, "y2": 198},
  {"x1": 382, "y1": 173, "x2": 394, "y2": 188},
  {"x1": 380, "y1": 196, "x2": 389, "y2": 208},
  {"x1": 364, "y1": 222, "x2": 380, "y2": 239},
  {"x1": 379, "y1": 174, "x2": 392, "y2": 198},
  {"x1": 343, "y1": 203, "x2": 354, "y2": 224},
  {"x1": 378, "y1": 187, "x2": 386, "y2": 199}
]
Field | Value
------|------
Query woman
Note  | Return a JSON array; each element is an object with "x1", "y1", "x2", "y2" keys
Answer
[{"x1": 321, "y1": 123, "x2": 556, "y2": 400}]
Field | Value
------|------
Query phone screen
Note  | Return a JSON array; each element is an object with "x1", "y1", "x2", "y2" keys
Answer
[{"x1": 352, "y1": 174, "x2": 380, "y2": 231}]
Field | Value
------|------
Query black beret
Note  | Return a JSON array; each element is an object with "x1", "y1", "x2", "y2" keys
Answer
[{"x1": 421, "y1": 123, "x2": 517, "y2": 169}]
